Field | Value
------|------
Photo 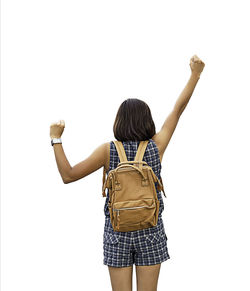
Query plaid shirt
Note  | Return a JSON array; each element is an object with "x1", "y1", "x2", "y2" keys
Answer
[{"x1": 102, "y1": 139, "x2": 170, "y2": 267}]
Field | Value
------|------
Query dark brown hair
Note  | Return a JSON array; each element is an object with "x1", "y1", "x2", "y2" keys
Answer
[{"x1": 113, "y1": 98, "x2": 156, "y2": 141}]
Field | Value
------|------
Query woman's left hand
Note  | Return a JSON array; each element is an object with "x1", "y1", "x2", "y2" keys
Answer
[{"x1": 50, "y1": 120, "x2": 65, "y2": 139}]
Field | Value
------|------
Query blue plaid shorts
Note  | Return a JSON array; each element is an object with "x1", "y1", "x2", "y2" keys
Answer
[{"x1": 103, "y1": 215, "x2": 170, "y2": 267}]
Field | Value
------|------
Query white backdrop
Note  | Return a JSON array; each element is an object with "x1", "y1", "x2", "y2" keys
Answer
[{"x1": 1, "y1": 0, "x2": 250, "y2": 290}]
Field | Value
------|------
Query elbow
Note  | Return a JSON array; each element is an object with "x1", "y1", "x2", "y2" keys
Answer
[
  {"x1": 63, "y1": 176, "x2": 72, "y2": 184},
  {"x1": 63, "y1": 169, "x2": 73, "y2": 184}
]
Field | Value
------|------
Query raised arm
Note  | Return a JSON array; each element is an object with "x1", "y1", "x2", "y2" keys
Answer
[
  {"x1": 50, "y1": 120, "x2": 110, "y2": 184},
  {"x1": 152, "y1": 55, "x2": 205, "y2": 161}
]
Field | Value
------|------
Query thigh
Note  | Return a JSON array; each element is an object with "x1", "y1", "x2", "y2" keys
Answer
[
  {"x1": 108, "y1": 265, "x2": 133, "y2": 291},
  {"x1": 135, "y1": 264, "x2": 161, "y2": 291}
]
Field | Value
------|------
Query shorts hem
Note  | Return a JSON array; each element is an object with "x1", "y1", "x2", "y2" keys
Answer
[
  {"x1": 103, "y1": 262, "x2": 133, "y2": 268},
  {"x1": 103, "y1": 255, "x2": 170, "y2": 268},
  {"x1": 135, "y1": 255, "x2": 170, "y2": 266}
]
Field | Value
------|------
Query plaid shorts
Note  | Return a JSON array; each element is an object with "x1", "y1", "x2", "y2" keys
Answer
[{"x1": 103, "y1": 215, "x2": 170, "y2": 267}]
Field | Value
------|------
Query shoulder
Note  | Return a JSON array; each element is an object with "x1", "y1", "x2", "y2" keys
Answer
[
  {"x1": 94, "y1": 141, "x2": 110, "y2": 153},
  {"x1": 101, "y1": 142, "x2": 110, "y2": 156},
  {"x1": 92, "y1": 142, "x2": 110, "y2": 164}
]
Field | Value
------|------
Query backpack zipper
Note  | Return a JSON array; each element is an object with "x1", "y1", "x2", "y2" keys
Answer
[{"x1": 113, "y1": 204, "x2": 154, "y2": 212}]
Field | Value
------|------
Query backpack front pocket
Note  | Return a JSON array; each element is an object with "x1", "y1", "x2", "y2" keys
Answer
[{"x1": 112, "y1": 198, "x2": 157, "y2": 229}]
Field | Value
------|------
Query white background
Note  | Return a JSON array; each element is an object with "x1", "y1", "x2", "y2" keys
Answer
[{"x1": 1, "y1": 0, "x2": 250, "y2": 290}]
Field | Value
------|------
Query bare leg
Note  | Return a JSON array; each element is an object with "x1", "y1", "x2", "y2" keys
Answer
[
  {"x1": 136, "y1": 264, "x2": 161, "y2": 291},
  {"x1": 108, "y1": 265, "x2": 133, "y2": 291}
]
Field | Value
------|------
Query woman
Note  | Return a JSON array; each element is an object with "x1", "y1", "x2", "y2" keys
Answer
[{"x1": 50, "y1": 54, "x2": 205, "y2": 291}]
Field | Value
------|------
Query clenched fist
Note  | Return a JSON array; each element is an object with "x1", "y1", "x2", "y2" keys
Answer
[
  {"x1": 50, "y1": 120, "x2": 65, "y2": 139},
  {"x1": 190, "y1": 55, "x2": 205, "y2": 77}
]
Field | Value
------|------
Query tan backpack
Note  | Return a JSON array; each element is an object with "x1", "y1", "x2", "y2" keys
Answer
[{"x1": 102, "y1": 140, "x2": 166, "y2": 232}]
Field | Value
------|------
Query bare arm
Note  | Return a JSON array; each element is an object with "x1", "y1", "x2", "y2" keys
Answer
[
  {"x1": 52, "y1": 142, "x2": 109, "y2": 184},
  {"x1": 153, "y1": 55, "x2": 205, "y2": 159},
  {"x1": 173, "y1": 72, "x2": 200, "y2": 116},
  {"x1": 52, "y1": 143, "x2": 72, "y2": 183}
]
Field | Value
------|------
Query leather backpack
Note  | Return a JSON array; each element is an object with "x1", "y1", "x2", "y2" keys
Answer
[{"x1": 102, "y1": 140, "x2": 166, "y2": 232}]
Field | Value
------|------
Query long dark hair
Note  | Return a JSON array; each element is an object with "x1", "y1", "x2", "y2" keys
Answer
[{"x1": 113, "y1": 98, "x2": 156, "y2": 141}]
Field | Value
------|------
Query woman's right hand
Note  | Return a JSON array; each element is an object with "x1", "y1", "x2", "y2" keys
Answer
[{"x1": 189, "y1": 55, "x2": 205, "y2": 77}]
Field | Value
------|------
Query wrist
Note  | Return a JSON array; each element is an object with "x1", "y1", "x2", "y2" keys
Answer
[
  {"x1": 51, "y1": 136, "x2": 61, "y2": 139},
  {"x1": 51, "y1": 137, "x2": 62, "y2": 146},
  {"x1": 190, "y1": 72, "x2": 201, "y2": 79}
]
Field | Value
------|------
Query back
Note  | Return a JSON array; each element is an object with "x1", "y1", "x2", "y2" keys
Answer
[{"x1": 104, "y1": 139, "x2": 165, "y2": 219}]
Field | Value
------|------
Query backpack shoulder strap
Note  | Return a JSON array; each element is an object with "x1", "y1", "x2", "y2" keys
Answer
[
  {"x1": 134, "y1": 140, "x2": 149, "y2": 170},
  {"x1": 113, "y1": 141, "x2": 128, "y2": 162},
  {"x1": 102, "y1": 141, "x2": 127, "y2": 197},
  {"x1": 134, "y1": 140, "x2": 149, "y2": 162}
]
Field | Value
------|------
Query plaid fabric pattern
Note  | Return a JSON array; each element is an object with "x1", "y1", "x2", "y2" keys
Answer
[{"x1": 103, "y1": 139, "x2": 170, "y2": 267}]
